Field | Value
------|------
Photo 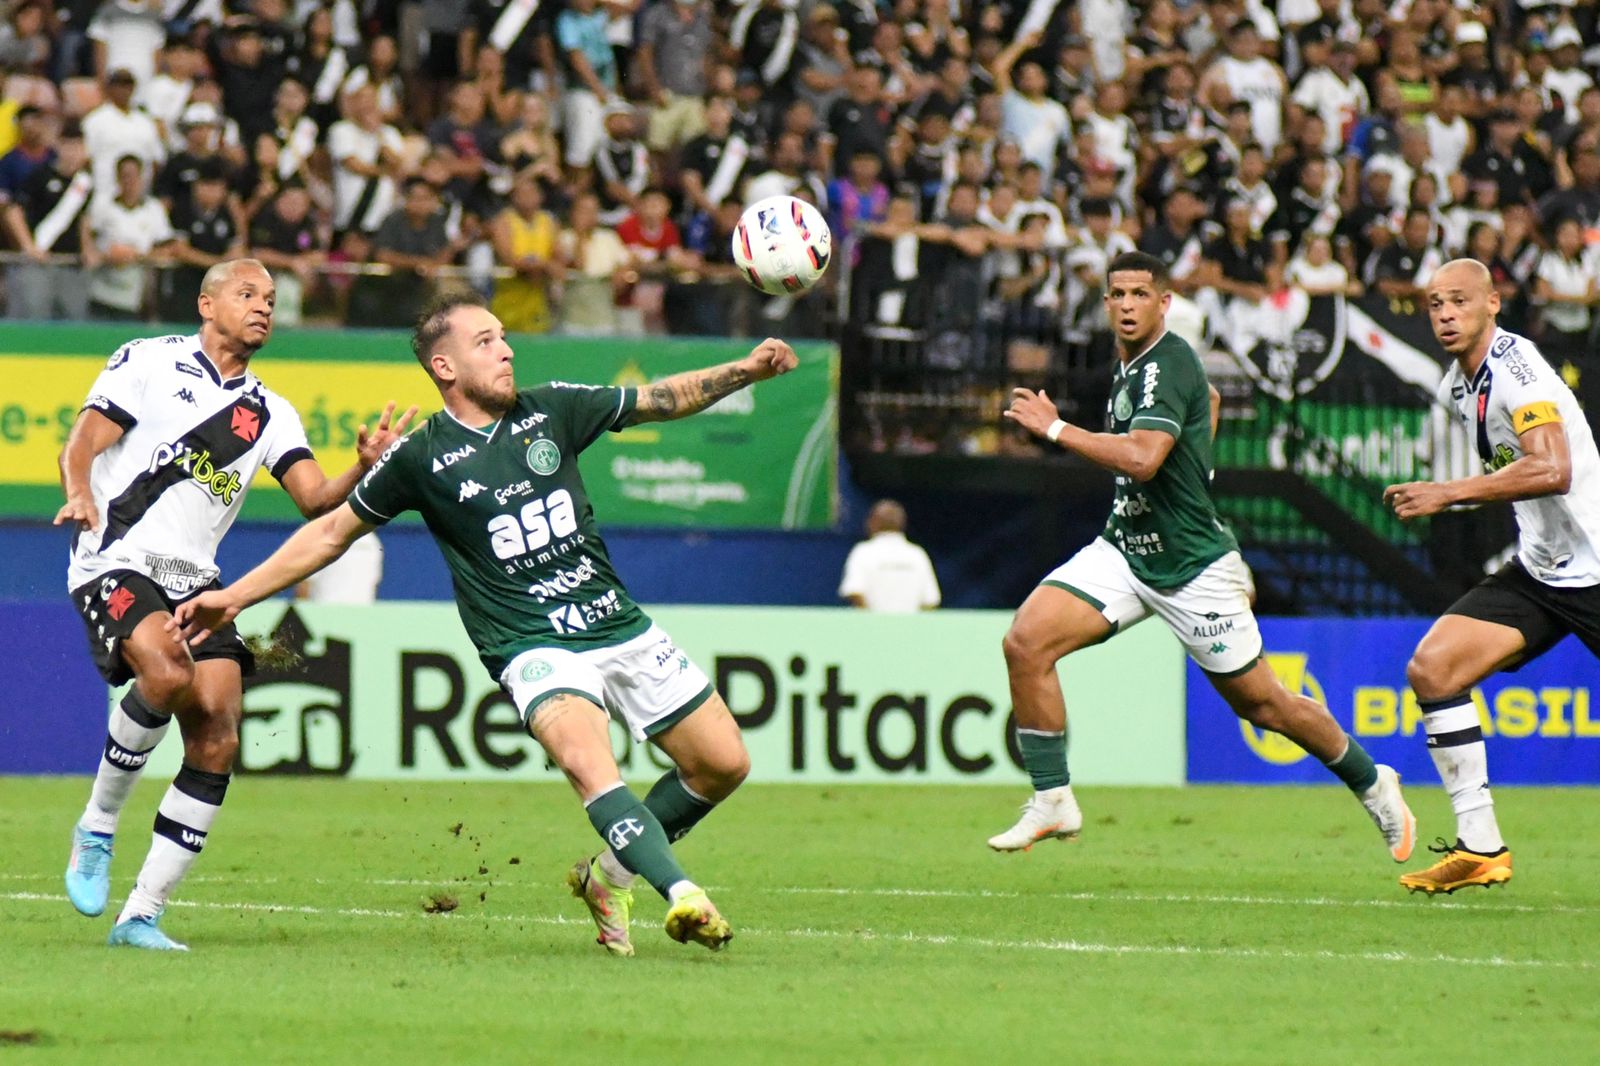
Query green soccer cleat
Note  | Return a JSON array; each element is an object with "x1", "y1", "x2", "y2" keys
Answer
[
  {"x1": 567, "y1": 857, "x2": 634, "y2": 957},
  {"x1": 664, "y1": 888, "x2": 732, "y2": 952}
]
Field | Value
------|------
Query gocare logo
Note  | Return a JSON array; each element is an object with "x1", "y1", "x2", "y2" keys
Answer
[
  {"x1": 495, "y1": 480, "x2": 534, "y2": 505},
  {"x1": 148, "y1": 442, "x2": 243, "y2": 505}
]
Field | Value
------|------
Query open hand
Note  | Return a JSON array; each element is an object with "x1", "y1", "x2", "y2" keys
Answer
[
  {"x1": 1002, "y1": 388, "x2": 1063, "y2": 440},
  {"x1": 166, "y1": 589, "x2": 241, "y2": 647},
  {"x1": 356, "y1": 402, "x2": 420, "y2": 469},
  {"x1": 1383, "y1": 480, "x2": 1454, "y2": 520},
  {"x1": 53, "y1": 493, "x2": 99, "y2": 533},
  {"x1": 741, "y1": 338, "x2": 799, "y2": 381}
]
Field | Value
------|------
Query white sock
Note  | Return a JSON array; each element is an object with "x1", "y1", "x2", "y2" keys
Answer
[
  {"x1": 1423, "y1": 697, "x2": 1505, "y2": 853},
  {"x1": 119, "y1": 765, "x2": 229, "y2": 921},
  {"x1": 666, "y1": 879, "x2": 700, "y2": 904},
  {"x1": 1037, "y1": 785, "x2": 1073, "y2": 804},
  {"x1": 81, "y1": 690, "x2": 172, "y2": 836},
  {"x1": 598, "y1": 848, "x2": 637, "y2": 889}
]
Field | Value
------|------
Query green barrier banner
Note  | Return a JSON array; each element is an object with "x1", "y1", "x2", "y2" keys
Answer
[
  {"x1": 0, "y1": 324, "x2": 837, "y2": 529},
  {"x1": 139, "y1": 604, "x2": 1187, "y2": 785}
]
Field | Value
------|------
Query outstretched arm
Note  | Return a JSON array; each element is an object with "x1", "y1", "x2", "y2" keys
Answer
[
  {"x1": 168, "y1": 503, "x2": 375, "y2": 645},
  {"x1": 1385, "y1": 422, "x2": 1571, "y2": 519},
  {"x1": 1004, "y1": 388, "x2": 1177, "y2": 481},
  {"x1": 1209, "y1": 385, "x2": 1221, "y2": 440},
  {"x1": 625, "y1": 337, "x2": 798, "y2": 425},
  {"x1": 279, "y1": 401, "x2": 418, "y2": 518}
]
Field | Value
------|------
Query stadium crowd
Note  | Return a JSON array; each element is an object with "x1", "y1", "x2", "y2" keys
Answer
[{"x1": 0, "y1": 0, "x2": 1598, "y2": 361}]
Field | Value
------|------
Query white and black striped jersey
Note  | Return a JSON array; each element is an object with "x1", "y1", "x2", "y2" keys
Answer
[
  {"x1": 1438, "y1": 327, "x2": 1600, "y2": 587},
  {"x1": 68, "y1": 334, "x2": 313, "y2": 598}
]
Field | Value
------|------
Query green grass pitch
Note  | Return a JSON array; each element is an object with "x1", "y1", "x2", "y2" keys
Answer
[{"x1": 3, "y1": 777, "x2": 1597, "y2": 1064}]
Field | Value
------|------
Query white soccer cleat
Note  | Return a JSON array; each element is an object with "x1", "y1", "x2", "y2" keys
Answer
[
  {"x1": 987, "y1": 787, "x2": 1083, "y2": 852},
  {"x1": 1360, "y1": 764, "x2": 1417, "y2": 863}
]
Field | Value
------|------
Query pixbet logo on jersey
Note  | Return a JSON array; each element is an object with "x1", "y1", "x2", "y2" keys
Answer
[{"x1": 147, "y1": 441, "x2": 243, "y2": 504}]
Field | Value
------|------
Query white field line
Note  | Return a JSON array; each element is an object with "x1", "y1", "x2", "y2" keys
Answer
[
  {"x1": 2, "y1": 890, "x2": 1588, "y2": 971},
  {"x1": 1, "y1": 872, "x2": 1594, "y2": 915}
]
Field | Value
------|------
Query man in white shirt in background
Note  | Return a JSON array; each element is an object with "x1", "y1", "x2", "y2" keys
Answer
[
  {"x1": 296, "y1": 533, "x2": 384, "y2": 604},
  {"x1": 838, "y1": 499, "x2": 941, "y2": 613},
  {"x1": 83, "y1": 69, "x2": 165, "y2": 203}
]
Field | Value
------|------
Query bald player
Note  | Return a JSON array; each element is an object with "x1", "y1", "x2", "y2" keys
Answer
[
  {"x1": 837, "y1": 499, "x2": 942, "y2": 613},
  {"x1": 57, "y1": 259, "x2": 414, "y2": 949},
  {"x1": 1385, "y1": 258, "x2": 1600, "y2": 895}
]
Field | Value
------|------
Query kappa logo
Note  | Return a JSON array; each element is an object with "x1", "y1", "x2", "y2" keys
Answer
[
  {"x1": 511, "y1": 413, "x2": 548, "y2": 433},
  {"x1": 458, "y1": 479, "x2": 487, "y2": 502},
  {"x1": 606, "y1": 817, "x2": 645, "y2": 851},
  {"x1": 174, "y1": 388, "x2": 196, "y2": 405},
  {"x1": 105, "y1": 585, "x2": 136, "y2": 621},
  {"x1": 526, "y1": 438, "x2": 561, "y2": 476},
  {"x1": 432, "y1": 444, "x2": 476, "y2": 473},
  {"x1": 1208, "y1": 642, "x2": 1229, "y2": 655},
  {"x1": 230, "y1": 405, "x2": 260, "y2": 442}
]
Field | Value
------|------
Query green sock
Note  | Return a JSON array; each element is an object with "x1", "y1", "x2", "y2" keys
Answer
[
  {"x1": 1016, "y1": 728, "x2": 1069, "y2": 791},
  {"x1": 585, "y1": 785, "x2": 688, "y2": 900},
  {"x1": 644, "y1": 770, "x2": 715, "y2": 843},
  {"x1": 1325, "y1": 734, "x2": 1379, "y2": 794}
]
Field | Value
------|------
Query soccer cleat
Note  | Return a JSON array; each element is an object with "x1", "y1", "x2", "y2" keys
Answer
[
  {"x1": 1400, "y1": 839, "x2": 1513, "y2": 895},
  {"x1": 664, "y1": 889, "x2": 732, "y2": 951},
  {"x1": 1358, "y1": 765, "x2": 1416, "y2": 862},
  {"x1": 65, "y1": 824, "x2": 114, "y2": 917},
  {"x1": 566, "y1": 857, "x2": 635, "y2": 957},
  {"x1": 107, "y1": 912, "x2": 188, "y2": 952},
  {"x1": 986, "y1": 787, "x2": 1083, "y2": 852}
]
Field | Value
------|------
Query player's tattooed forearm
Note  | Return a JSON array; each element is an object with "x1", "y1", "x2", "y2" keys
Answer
[{"x1": 631, "y1": 363, "x2": 751, "y2": 424}]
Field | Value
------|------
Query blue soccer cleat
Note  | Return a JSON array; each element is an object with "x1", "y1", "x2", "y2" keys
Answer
[
  {"x1": 65, "y1": 824, "x2": 114, "y2": 917},
  {"x1": 107, "y1": 913, "x2": 188, "y2": 952}
]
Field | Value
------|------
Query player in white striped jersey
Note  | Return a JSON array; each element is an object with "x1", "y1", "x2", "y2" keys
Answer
[
  {"x1": 1384, "y1": 258, "x2": 1600, "y2": 895},
  {"x1": 56, "y1": 258, "x2": 414, "y2": 950}
]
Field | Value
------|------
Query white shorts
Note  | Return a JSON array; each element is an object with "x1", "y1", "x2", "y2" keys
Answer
[
  {"x1": 1043, "y1": 538, "x2": 1263, "y2": 675},
  {"x1": 499, "y1": 623, "x2": 715, "y2": 741}
]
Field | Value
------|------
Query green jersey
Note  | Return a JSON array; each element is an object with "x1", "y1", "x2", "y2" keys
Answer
[
  {"x1": 347, "y1": 382, "x2": 649, "y2": 678},
  {"x1": 1100, "y1": 330, "x2": 1238, "y2": 588}
]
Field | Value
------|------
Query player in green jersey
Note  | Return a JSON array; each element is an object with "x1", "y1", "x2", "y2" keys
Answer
[
  {"x1": 171, "y1": 292, "x2": 800, "y2": 956},
  {"x1": 986, "y1": 251, "x2": 1418, "y2": 868}
]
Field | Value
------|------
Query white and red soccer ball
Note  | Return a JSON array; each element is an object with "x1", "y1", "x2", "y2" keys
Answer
[{"x1": 731, "y1": 194, "x2": 832, "y2": 296}]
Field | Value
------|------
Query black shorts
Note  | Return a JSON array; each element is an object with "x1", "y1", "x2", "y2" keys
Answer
[
  {"x1": 1446, "y1": 560, "x2": 1600, "y2": 666},
  {"x1": 71, "y1": 570, "x2": 255, "y2": 686}
]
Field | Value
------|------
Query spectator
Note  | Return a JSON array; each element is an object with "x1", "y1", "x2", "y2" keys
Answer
[
  {"x1": 1140, "y1": 183, "x2": 1208, "y2": 290},
  {"x1": 1366, "y1": 125, "x2": 1452, "y2": 210},
  {"x1": 679, "y1": 96, "x2": 750, "y2": 216},
  {"x1": 1533, "y1": 216, "x2": 1598, "y2": 365},
  {"x1": 341, "y1": 35, "x2": 405, "y2": 127},
  {"x1": 296, "y1": 535, "x2": 384, "y2": 604},
  {"x1": 82, "y1": 68, "x2": 164, "y2": 202},
  {"x1": 1463, "y1": 109, "x2": 1547, "y2": 208},
  {"x1": 827, "y1": 150, "x2": 891, "y2": 250},
  {"x1": 415, "y1": 0, "x2": 476, "y2": 125},
  {"x1": 744, "y1": 130, "x2": 827, "y2": 206},
  {"x1": 154, "y1": 102, "x2": 230, "y2": 214},
  {"x1": 1537, "y1": 136, "x2": 1600, "y2": 237},
  {"x1": 1200, "y1": 22, "x2": 1287, "y2": 153},
  {"x1": 4, "y1": 123, "x2": 95, "y2": 321},
  {"x1": 995, "y1": 210, "x2": 1063, "y2": 340},
  {"x1": 636, "y1": 0, "x2": 714, "y2": 154},
  {"x1": 824, "y1": 64, "x2": 893, "y2": 176},
  {"x1": 327, "y1": 83, "x2": 403, "y2": 245},
  {"x1": 158, "y1": 159, "x2": 245, "y2": 322},
  {"x1": 838, "y1": 500, "x2": 941, "y2": 613},
  {"x1": 498, "y1": 92, "x2": 565, "y2": 191},
  {"x1": 1376, "y1": 28, "x2": 1436, "y2": 121},
  {"x1": 1290, "y1": 38, "x2": 1366, "y2": 155},
  {"x1": 1064, "y1": 197, "x2": 1136, "y2": 339},
  {"x1": 288, "y1": 5, "x2": 353, "y2": 130},
  {"x1": 1465, "y1": 221, "x2": 1521, "y2": 310},
  {"x1": 350, "y1": 177, "x2": 466, "y2": 328},
  {"x1": 212, "y1": 23, "x2": 285, "y2": 148},
  {"x1": 1442, "y1": 22, "x2": 1500, "y2": 118},
  {"x1": 556, "y1": 0, "x2": 619, "y2": 170},
  {"x1": 427, "y1": 81, "x2": 498, "y2": 197},
  {"x1": 134, "y1": 37, "x2": 203, "y2": 152},
  {"x1": 1285, "y1": 233, "x2": 1360, "y2": 297},
  {"x1": 248, "y1": 182, "x2": 325, "y2": 327},
  {"x1": 87, "y1": 153, "x2": 174, "y2": 320},
  {"x1": 678, "y1": 198, "x2": 755, "y2": 335},
  {"x1": 1224, "y1": 143, "x2": 1277, "y2": 236},
  {"x1": 617, "y1": 186, "x2": 694, "y2": 333},
  {"x1": 995, "y1": 31, "x2": 1070, "y2": 183},
  {"x1": 1544, "y1": 24, "x2": 1593, "y2": 125},
  {"x1": 556, "y1": 192, "x2": 632, "y2": 335},
  {"x1": 1425, "y1": 85, "x2": 1475, "y2": 178},
  {"x1": 0, "y1": 106, "x2": 56, "y2": 205},
  {"x1": 1443, "y1": 179, "x2": 1502, "y2": 256},
  {"x1": 87, "y1": 0, "x2": 164, "y2": 87},
  {"x1": 1370, "y1": 206, "x2": 1443, "y2": 302},
  {"x1": 594, "y1": 103, "x2": 650, "y2": 226},
  {"x1": 490, "y1": 173, "x2": 563, "y2": 334},
  {"x1": 1200, "y1": 197, "x2": 1277, "y2": 342},
  {"x1": 730, "y1": 0, "x2": 801, "y2": 103},
  {"x1": 795, "y1": 5, "x2": 853, "y2": 124},
  {"x1": 264, "y1": 79, "x2": 319, "y2": 187},
  {"x1": 1268, "y1": 156, "x2": 1339, "y2": 262},
  {"x1": 469, "y1": 44, "x2": 521, "y2": 128}
]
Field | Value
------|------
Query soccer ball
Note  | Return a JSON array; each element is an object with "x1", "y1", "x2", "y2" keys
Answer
[{"x1": 731, "y1": 195, "x2": 832, "y2": 296}]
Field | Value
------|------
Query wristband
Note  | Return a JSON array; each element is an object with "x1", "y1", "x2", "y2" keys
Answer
[{"x1": 1046, "y1": 419, "x2": 1067, "y2": 444}]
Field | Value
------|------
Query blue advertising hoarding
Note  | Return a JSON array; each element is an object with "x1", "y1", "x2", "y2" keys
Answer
[
  {"x1": 0, "y1": 602, "x2": 113, "y2": 774},
  {"x1": 1187, "y1": 618, "x2": 1600, "y2": 784}
]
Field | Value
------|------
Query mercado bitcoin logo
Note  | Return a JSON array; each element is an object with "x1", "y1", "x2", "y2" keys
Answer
[{"x1": 1237, "y1": 652, "x2": 1325, "y2": 765}]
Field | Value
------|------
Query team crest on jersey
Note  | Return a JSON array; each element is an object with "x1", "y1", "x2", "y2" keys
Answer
[
  {"x1": 1113, "y1": 389, "x2": 1133, "y2": 422},
  {"x1": 526, "y1": 438, "x2": 561, "y2": 475},
  {"x1": 231, "y1": 406, "x2": 260, "y2": 442},
  {"x1": 105, "y1": 345, "x2": 132, "y2": 371},
  {"x1": 520, "y1": 658, "x2": 553, "y2": 682}
]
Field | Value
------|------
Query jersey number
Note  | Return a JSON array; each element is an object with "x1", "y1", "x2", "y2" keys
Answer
[{"x1": 487, "y1": 489, "x2": 579, "y2": 560}]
